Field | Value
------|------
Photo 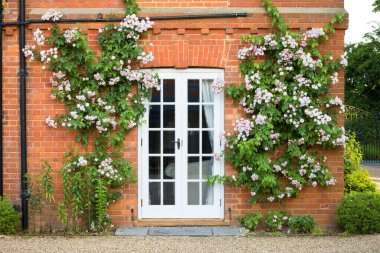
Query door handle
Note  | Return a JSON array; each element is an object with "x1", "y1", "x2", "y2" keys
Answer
[{"x1": 171, "y1": 138, "x2": 181, "y2": 150}]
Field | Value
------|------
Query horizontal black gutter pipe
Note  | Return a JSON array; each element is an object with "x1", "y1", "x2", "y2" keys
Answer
[{"x1": 0, "y1": 13, "x2": 247, "y2": 27}]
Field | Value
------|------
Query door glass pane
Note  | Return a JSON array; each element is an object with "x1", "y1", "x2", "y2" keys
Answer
[
  {"x1": 151, "y1": 86, "x2": 160, "y2": 102},
  {"x1": 188, "y1": 182, "x2": 199, "y2": 205},
  {"x1": 202, "y1": 182, "x2": 214, "y2": 205},
  {"x1": 149, "y1": 105, "x2": 160, "y2": 128},
  {"x1": 163, "y1": 105, "x2": 175, "y2": 128},
  {"x1": 202, "y1": 131, "x2": 214, "y2": 154},
  {"x1": 188, "y1": 105, "x2": 200, "y2": 128},
  {"x1": 149, "y1": 157, "x2": 160, "y2": 179},
  {"x1": 149, "y1": 131, "x2": 160, "y2": 154},
  {"x1": 163, "y1": 79, "x2": 175, "y2": 102},
  {"x1": 188, "y1": 79, "x2": 200, "y2": 102},
  {"x1": 149, "y1": 182, "x2": 161, "y2": 205},
  {"x1": 163, "y1": 131, "x2": 175, "y2": 154},
  {"x1": 188, "y1": 157, "x2": 199, "y2": 179},
  {"x1": 163, "y1": 182, "x2": 175, "y2": 205},
  {"x1": 163, "y1": 156, "x2": 175, "y2": 179},
  {"x1": 202, "y1": 156, "x2": 213, "y2": 178},
  {"x1": 188, "y1": 131, "x2": 199, "y2": 154},
  {"x1": 202, "y1": 105, "x2": 214, "y2": 128},
  {"x1": 202, "y1": 79, "x2": 214, "y2": 103}
]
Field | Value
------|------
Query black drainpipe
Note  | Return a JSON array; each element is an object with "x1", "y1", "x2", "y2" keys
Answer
[
  {"x1": 19, "y1": 0, "x2": 28, "y2": 230},
  {"x1": 0, "y1": 2, "x2": 246, "y2": 230},
  {"x1": 0, "y1": 2, "x2": 3, "y2": 198}
]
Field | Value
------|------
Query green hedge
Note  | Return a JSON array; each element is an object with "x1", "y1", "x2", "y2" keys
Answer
[
  {"x1": 344, "y1": 170, "x2": 377, "y2": 194},
  {"x1": 0, "y1": 197, "x2": 20, "y2": 235},
  {"x1": 289, "y1": 214, "x2": 316, "y2": 233},
  {"x1": 337, "y1": 192, "x2": 380, "y2": 234}
]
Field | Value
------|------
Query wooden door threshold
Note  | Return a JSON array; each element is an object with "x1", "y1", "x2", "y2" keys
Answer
[{"x1": 135, "y1": 219, "x2": 230, "y2": 227}]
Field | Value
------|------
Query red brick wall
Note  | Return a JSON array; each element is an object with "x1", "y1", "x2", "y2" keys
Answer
[{"x1": 1, "y1": 0, "x2": 347, "y2": 230}]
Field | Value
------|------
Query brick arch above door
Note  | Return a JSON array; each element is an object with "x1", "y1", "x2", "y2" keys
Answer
[{"x1": 145, "y1": 40, "x2": 231, "y2": 69}]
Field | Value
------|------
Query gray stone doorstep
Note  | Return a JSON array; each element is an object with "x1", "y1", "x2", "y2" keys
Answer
[{"x1": 115, "y1": 226, "x2": 248, "y2": 236}]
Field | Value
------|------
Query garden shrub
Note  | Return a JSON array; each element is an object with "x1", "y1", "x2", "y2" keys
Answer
[
  {"x1": 336, "y1": 192, "x2": 380, "y2": 234},
  {"x1": 344, "y1": 170, "x2": 377, "y2": 193},
  {"x1": 237, "y1": 212, "x2": 263, "y2": 231},
  {"x1": 289, "y1": 214, "x2": 316, "y2": 233},
  {"x1": 344, "y1": 132, "x2": 363, "y2": 175},
  {"x1": 22, "y1": 1, "x2": 158, "y2": 231},
  {"x1": 207, "y1": 0, "x2": 346, "y2": 204},
  {"x1": 264, "y1": 210, "x2": 291, "y2": 231},
  {"x1": 0, "y1": 197, "x2": 20, "y2": 235}
]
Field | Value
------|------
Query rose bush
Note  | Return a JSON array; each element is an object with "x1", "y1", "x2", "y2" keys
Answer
[
  {"x1": 23, "y1": 0, "x2": 158, "y2": 231},
  {"x1": 209, "y1": 0, "x2": 346, "y2": 204}
]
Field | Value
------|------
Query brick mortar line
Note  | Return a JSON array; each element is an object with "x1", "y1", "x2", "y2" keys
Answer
[{"x1": 29, "y1": 7, "x2": 347, "y2": 15}]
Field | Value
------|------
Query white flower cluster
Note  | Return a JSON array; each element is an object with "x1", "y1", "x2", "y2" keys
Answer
[
  {"x1": 237, "y1": 47, "x2": 251, "y2": 60},
  {"x1": 53, "y1": 71, "x2": 66, "y2": 79},
  {"x1": 269, "y1": 131, "x2": 280, "y2": 144},
  {"x1": 40, "y1": 48, "x2": 58, "y2": 64},
  {"x1": 233, "y1": 118, "x2": 254, "y2": 141},
  {"x1": 70, "y1": 111, "x2": 79, "y2": 119},
  {"x1": 93, "y1": 73, "x2": 106, "y2": 86},
  {"x1": 237, "y1": 44, "x2": 267, "y2": 60},
  {"x1": 331, "y1": 72, "x2": 339, "y2": 84},
  {"x1": 137, "y1": 52, "x2": 154, "y2": 64},
  {"x1": 45, "y1": 116, "x2": 57, "y2": 128},
  {"x1": 242, "y1": 166, "x2": 253, "y2": 172},
  {"x1": 53, "y1": 79, "x2": 71, "y2": 94},
  {"x1": 119, "y1": 14, "x2": 154, "y2": 40},
  {"x1": 327, "y1": 96, "x2": 345, "y2": 113},
  {"x1": 325, "y1": 178, "x2": 336, "y2": 186},
  {"x1": 96, "y1": 117, "x2": 117, "y2": 133},
  {"x1": 340, "y1": 52, "x2": 348, "y2": 67},
  {"x1": 142, "y1": 73, "x2": 160, "y2": 90},
  {"x1": 253, "y1": 114, "x2": 267, "y2": 125},
  {"x1": 33, "y1": 29, "x2": 45, "y2": 46},
  {"x1": 108, "y1": 77, "x2": 120, "y2": 86},
  {"x1": 41, "y1": 9, "x2": 63, "y2": 22},
  {"x1": 253, "y1": 88, "x2": 273, "y2": 106},
  {"x1": 22, "y1": 45, "x2": 35, "y2": 61},
  {"x1": 245, "y1": 72, "x2": 261, "y2": 90},
  {"x1": 63, "y1": 29, "x2": 80, "y2": 44},
  {"x1": 316, "y1": 129, "x2": 331, "y2": 144},
  {"x1": 278, "y1": 49, "x2": 294, "y2": 64},
  {"x1": 332, "y1": 128, "x2": 346, "y2": 146},
  {"x1": 302, "y1": 28, "x2": 325, "y2": 40},
  {"x1": 281, "y1": 35, "x2": 298, "y2": 49},
  {"x1": 305, "y1": 107, "x2": 332, "y2": 125},
  {"x1": 211, "y1": 77, "x2": 225, "y2": 94},
  {"x1": 264, "y1": 34, "x2": 278, "y2": 48},
  {"x1": 119, "y1": 67, "x2": 142, "y2": 81},
  {"x1": 97, "y1": 158, "x2": 123, "y2": 181},
  {"x1": 76, "y1": 156, "x2": 88, "y2": 167},
  {"x1": 297, "y1": 91, "x2": 311, "y2": 107},
  {"x1": 300, "y1": 52, "x2": 320, "y2": 69},
  {"x1": 251, "y1": 174, "x2": 259, "y2": 181}
]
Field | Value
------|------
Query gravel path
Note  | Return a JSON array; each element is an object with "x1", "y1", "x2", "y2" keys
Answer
[{"x1": 1, "y1": 235, "x2": 380, "y2": 253}]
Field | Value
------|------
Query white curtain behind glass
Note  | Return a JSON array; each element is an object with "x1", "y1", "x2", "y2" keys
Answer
[{"x1": 201, "y1": 79, "x2": 214, "y2": 205}]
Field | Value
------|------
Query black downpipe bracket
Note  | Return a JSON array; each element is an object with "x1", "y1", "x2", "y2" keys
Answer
[
  {"x1": 0, "y1": 2, "x2": 3, "y2": 198},
  {"x1": 0, "y1": 1, "x2": 246, "y2": 230},
  {"x1": 19, "y1": 0, "x2": 28, "y2": 230}
]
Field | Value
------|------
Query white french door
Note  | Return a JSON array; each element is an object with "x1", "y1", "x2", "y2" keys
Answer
[{"x1": 139, "y1": 69, "x2": 224, "y2": 219}]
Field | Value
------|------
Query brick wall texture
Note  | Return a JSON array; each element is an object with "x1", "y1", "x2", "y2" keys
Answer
[{"x1": 1, "y1": 0, "x2": 347, "y2": 230}]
